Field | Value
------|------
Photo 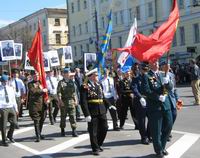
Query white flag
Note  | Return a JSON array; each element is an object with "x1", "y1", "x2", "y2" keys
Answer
[{"x1": 117, "y1": 18, "x2": 137, "y2": 67}]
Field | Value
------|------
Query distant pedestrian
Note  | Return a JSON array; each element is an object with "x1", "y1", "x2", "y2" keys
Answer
[{"x1": 189, "y1": 59, "x2": 200, "y2": 105}]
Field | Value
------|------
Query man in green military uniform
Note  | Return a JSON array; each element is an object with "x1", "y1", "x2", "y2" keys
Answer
[
  {"x1": 57, "y1": 68, "x2": 78, "y2": 137},
  {"x1": 141, "y1": 60, "x2": 173, "y2": 158},
  {"x1": 28, "y1": 72, "x2": 48, "y2": 142}
]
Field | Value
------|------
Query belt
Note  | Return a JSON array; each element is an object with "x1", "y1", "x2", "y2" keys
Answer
[{"x1": 88, "y1": 99, "x2": 104, "y2": 104}]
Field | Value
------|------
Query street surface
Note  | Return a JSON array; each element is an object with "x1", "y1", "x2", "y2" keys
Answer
[{"x1": 0, "y1": 86, "x2": 200, "y2": 158}]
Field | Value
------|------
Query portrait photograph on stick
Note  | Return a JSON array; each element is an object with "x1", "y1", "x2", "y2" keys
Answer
[
  {"x1": 84, "y1": 53, "x2": 96, "y2": 72},
  {"x1": 63, "y1": 46, "x2": 73, "y2": 63},
  {"x1": 48, "y1": 50, "x2": 60, "y2": 67},
  {"x1": 0, "y1": 40, "x2": 15, "y2": 61},
  {"x1": 14, "y1": 43, "x2": 23, "y2": 60}
]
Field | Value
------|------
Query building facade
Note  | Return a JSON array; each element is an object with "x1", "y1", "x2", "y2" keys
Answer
[
  {"x1": 67, "y1": 0, "x2": 200, "y2": 65},
  {"x1": 0, "y1": 8, "x2": 68, "y2": 53}
]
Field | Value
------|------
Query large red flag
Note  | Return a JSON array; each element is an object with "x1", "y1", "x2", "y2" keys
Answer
[
  {"x1": 114, "y1": 0, "x2": 179, "y2": 62},
  {"x1": 28, "y1": 21, "x2": 48, "y2": 101}
]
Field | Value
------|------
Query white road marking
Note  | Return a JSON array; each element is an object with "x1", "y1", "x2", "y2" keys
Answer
[
  {"x1": 40, "y1": 133, "x2": 89, "y2": 155},
  {"x1": 166, "y1": 133, "x2": 200, "y2": 158},
  {"x1": 13, "y1": 142, "x2": 40, "y2": 155}
]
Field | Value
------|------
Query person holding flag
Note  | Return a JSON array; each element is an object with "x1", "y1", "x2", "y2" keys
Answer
[{"x1": 27, "y1": 21, "x2": 49, "y2": 142}]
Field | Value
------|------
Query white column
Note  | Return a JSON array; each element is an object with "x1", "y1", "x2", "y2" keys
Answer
[
  {"x1": 185, "y1": 0, "x2": 191, "y2": 15},
  {"x1": 162, "y1": 0, "x2": 171, "y2": 19},
  {"x1": 124, "y1": 0, "x2": 129, "y2": 27},
  {"x1": 140, "y1": 0, "x2": 146, "y2": 24}
]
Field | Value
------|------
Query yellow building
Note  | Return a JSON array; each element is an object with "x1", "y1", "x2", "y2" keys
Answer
[
  {"x1": 67, "y1": 0, "x2": 200, "y2": 65},
  {"x1": 0, "y1": 8, "x2": 68, "y2": 53}
]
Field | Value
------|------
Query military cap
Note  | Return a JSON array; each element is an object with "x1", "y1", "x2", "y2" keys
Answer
[
  {"x1": 141, "y1": 62, "x2": 149, "y2": 70},
  {"x1": 0, "y1": 74, "x2": 9, "y2": 82},
  {"x1": 86, "y1": 68, "x2": 98, "y2": 77},
  {"x1": 63, "y1": 67, "x2": 71, "y2": 73},
  {"x1": 11, "y1": 68, "x2": 19, "y2": 74}
]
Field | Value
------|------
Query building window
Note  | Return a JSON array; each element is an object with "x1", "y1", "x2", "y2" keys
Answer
[
  {"x1": 118, "y1": 36, "x2": 122, "y2": 48},
  {"x1": 93, "y1": 0, "x2": 96, "y2": 5},
  {"x1": 178, "y1": 0, "x2": 184, "y2": 9},
  {"x1": 86, "y1": 44, "x2": 89, "y2": 52},
  {"x1": 80, "y1": 45, "x2": 83, "y2": 56},
  {"x1": 148, "y1": 2, "x2": 153, "y2": 17},
  {"x1": 129, "y1": 8, "x2": 133, "y2": 22},
  {"x1": 73, "y1": 26, "x2": 76, "y2": 36},
  {"x1": 193, "y1": 0, "x2": 198, "y2": 6},
  {"x1": 101, "y1": 17, "x2": 105, "y2": 29},
  {"x1": 29, "y1": 25, "x2": 32, "y2": 32},
  {"x1": 84, "y1": 0, "x2": 87, "y2": 9},
  {"x1": 136, "y1": 6, "x2": 141, "y2": 20},
  {"x1": 114, "y1": 12, "x2": 118, "y2": 25},
  {"x1": 56, "y1": 34, "x2": 61, "y2": 44},
  {"x1": 85, "y1": 22, "x2": 88, "y2": 33},
  {"x1": 172, "y1": 33, "x2": 177, "y2": 47},
  {"x1": 34, "y1": 23, "x2": 36, "y2": 30},
  {"x1": 55, "y1": 19, "x2": 60, "y2": 26},
  {"x1": 74, "y1": 46, "x2": 77, "y2": 57},
  {"x1": 193, "y1": 23, "x2": 200, "y2": 43},
  {"x1": 79, "y1": 24, "x2": 82, "y2": 35},
  {"x1": 43, "y1": 34, "x2": 47, "y2": 45},
  {"x1": 120, "y1": 11, "x2": 124, "y2": 24},
  {"x1": 77, "y1": 0, "x2": 80, "y2": 11},
  {"x1": 71, "y1": 3, "x2": 74, "y2": 13},
  {"x1": 43, "y1": 19, "x2": 46, "y2": 27},
  {"x1": 179, "y1": 26, "x2": 185, "y2": 45}
]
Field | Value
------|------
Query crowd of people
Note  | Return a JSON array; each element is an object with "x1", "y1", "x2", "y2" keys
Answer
[{"x1": 0, "y1": 58, "x2": 199, "y2": 158}]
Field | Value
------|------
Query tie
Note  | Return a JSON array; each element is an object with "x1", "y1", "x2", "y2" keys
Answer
[
  {"x1": 15, "y1": 79, "x2": 19, "y2": 92},
  {"x1": 49, "y1": 77, "x2": 55, "y2": 89},
  {"x1": 107, "y1": 78, "x2": 111, "y2": 93},
  {"x1": 4, "y1": 86, "x2": 9, "y2": 103}
]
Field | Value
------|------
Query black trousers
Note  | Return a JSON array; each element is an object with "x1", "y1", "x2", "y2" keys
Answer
[
  {"x1": 104, "y1": 97, "x2": 119, "y2": 128},
  {"x1": 120, "y1": 95, "x2": 138, "y2": 128},
  {"x1": 134, "y1": 98, "x2": 150, "y2": 140},
  {"x1": 0, "y1": 108, "x2": 17, "y2": 142},
  {"x1": 88, "y1": 114, "x2": 108, "y2": 152}
]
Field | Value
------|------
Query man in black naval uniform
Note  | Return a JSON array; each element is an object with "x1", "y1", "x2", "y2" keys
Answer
[
  {"x1": 119, "y1": 71, "x2": 138, "y2": 129},
  {"x1": 141, "y1": 60, "x2": 173, "y2": 158},
  {"x1": 80, "y1": 68, "x2": 108, "y2": 156},
  {"x1": 132, "y1": 62, "x2": 151, "y2": 145}
]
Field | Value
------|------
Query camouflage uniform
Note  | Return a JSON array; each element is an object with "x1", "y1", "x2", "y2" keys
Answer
[{"x1": 57, "y1": 78, "x2": 78, "y2": 137}]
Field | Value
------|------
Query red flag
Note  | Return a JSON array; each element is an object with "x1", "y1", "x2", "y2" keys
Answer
[
  {"x1": 114, "y1": 0, "x2": 179, "y2": 62},
  {"x1": 28, "y1": 21, "x2": 48, "y2": 101}
]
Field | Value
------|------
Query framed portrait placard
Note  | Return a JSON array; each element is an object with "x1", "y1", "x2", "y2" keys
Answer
[
  {"x1": 63, "y1": 46, "x2": 73, "y2": 63},
  {"x1": 0, "y1": 40, "x2": 15, "y2": 61},
  {"x1": 43, "y1": 52, "x2": 50, "y2": 72},
  {"x1": 48, "y1": 50, "x2": 60, "y2": 67},
  {"x1": 24, "y1": 52, "x2": 34, "y2": 70},
  {"x1": 14, "y1": 43, "x2": 23, "y2": 60},
  {"x1": 84, "y1": 53, "x2": 97, "y2": 72},
  {"x1": 0, "y1": 43, "x2": 8, "y2": 65}
]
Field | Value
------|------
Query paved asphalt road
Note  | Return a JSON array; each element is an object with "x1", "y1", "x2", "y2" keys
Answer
[{"x1": 0, "y1": 86, "x2": 200, "y2": 158}]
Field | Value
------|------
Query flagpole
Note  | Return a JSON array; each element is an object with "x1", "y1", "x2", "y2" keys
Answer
[{"x1": 8, "y1": 61, "x2": 11, "y2": 76}]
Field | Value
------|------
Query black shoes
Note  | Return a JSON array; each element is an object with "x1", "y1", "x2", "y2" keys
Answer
[
  {"x1": 7, "y1": 137, "x2": 15, "y2": 143},
  {"x1": 35, "y1": 137, "x2": 40, "y2": 142},
  {"x1": 40, "y1": 135, "x2": 45, "y2": 140},
  {"x1": 72, "y1": 130, "x2": 78, "y2": 137},
  {"x1": 156, "y1": 152, "x2": 164, "y2": 158},
  {"x1": 141, "y1": 138, "x2": 149, "y2": 145},
  {"x1": 92, "y1": 150, "x2": 100, "y2": 156},
  {"x1": 99, "y1": 147, "x2": 104, "y2": 152},
  {"x1": 2, "y1": 141, "x2": 9, "y2": 147},
  {"x1": 162, "y1": 149, "x2": 169, "y2": 155},
  {"x1": 61, "y1": 128, "x2": 65, "y2": 137},
  {"x1": 113, "y1": 126, "x2": 120, "y2": 131}
]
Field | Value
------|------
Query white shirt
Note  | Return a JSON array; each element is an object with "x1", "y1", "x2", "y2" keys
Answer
[
  {"x1": 0, "y1": 85, "x2": 18, "y2": 112},
  {"x1": 101, "y1": 76, "x2": 117, "y2": 99},
  {"x1": 46, "y1": 76, "x2": 58, "y2": 95},
  {"x1": 11, "y1": 78, "x2": 26, "y2": 97}
]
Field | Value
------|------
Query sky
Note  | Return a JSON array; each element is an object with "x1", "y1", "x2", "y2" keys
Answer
[{"x1": 0, "y1": 0, "x2": 66, "y2": 28}]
